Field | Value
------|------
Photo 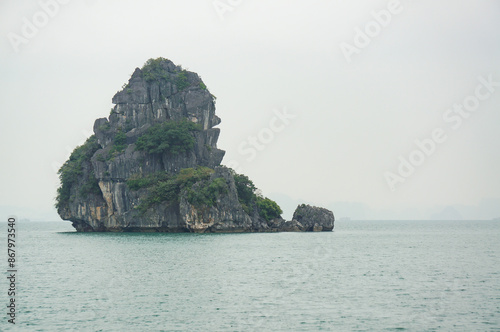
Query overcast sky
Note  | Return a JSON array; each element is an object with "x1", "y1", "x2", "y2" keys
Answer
[{"x1": 1, "y1": 0, "x2": 499, "y2": 221}]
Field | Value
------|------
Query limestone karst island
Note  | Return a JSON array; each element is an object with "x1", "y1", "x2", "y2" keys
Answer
[{"x1": 56, "y1": 58, "x2": 334, "y2": 232}]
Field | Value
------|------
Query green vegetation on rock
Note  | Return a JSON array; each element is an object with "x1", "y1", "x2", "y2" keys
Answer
[
  {"x1": 55, "y1": 135, "x2": 101, "y2": 209},
  {"x1": 175, "y1": 70, "x2": 190, "y2": 91},
  {"x1": 141, "y1": 58, "x2": 193, "y2": 92},
  {"x1": 141, "y1": 57, "x2": 170, "y2": 82},
  {"x1": 113, "y1": 129, "x2": 126, "y2": 152},
  {"x1": 78, "y1": 171, "x2": 101, "y2": 198},
  {"x1": 135, "y1": 120, "x2": 201, "y2": 155},
  {"x1": 106, "y1": 129, "x2": 127, "y2": 161},
  {"x1": 128, "y1": 167, "x2": 228, "y2": 213},
  {"x1": 187, "y1": 176, "x2": 228, "y2": 208},
  {"x1": 232, "y1": 171, "x2": 282, "y2": 221},
  {"x1": 127, "y1": 172, "x2": 169, "y2": 191},
  {"x1": 99, "y1": 121, "x2": 111, "y2": 132},
  {"x1": 256, "y1": 197, "x2": 283, "y2": 221},
  {"x1": 233, "y1": 173, "x2": 256, "y2": 213}
]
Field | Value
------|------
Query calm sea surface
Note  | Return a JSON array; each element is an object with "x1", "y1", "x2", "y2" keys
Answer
[{"x1": 1, "y1": 220, "x2": 499, "y2": 331}]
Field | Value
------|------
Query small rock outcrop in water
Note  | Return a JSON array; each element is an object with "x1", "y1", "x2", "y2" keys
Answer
[{"x1": 56, "y1": 58, "x2": 335, "y2": 232}]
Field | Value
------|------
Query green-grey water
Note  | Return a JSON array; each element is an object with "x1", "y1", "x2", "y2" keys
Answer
[{"x1": 1, "y1": 220, "x2": 499, "y2": 331}]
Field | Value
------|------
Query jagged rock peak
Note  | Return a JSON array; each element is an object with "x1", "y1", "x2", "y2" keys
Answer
[
  {"x1": 55, "y1": 57, "x2": 335, "y2": 233},
  {"x1": 95, "y1": 57, "x2": 218, "y2": 143}
]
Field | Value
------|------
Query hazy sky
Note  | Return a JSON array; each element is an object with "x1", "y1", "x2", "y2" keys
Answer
[{"x1": 1, "y1": 0, "x2": 499, "y2": 220}]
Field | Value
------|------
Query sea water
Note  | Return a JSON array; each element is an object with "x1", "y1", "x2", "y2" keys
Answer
[{"x1": 1, "y1": 220, "x2": 499, "y2": 331}]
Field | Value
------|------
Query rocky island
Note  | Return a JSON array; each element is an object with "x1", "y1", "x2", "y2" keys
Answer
[{"x1": 56, "y1": 58, "x2": 334, "y2": 232}]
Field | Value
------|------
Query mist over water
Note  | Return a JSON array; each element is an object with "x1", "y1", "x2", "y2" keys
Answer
[{"x1": 1, "y1": 220, "x2": 498, "y2": 331}]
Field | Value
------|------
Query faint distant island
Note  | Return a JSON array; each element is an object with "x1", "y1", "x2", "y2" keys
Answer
[{"x1": 55, "y1": 58, "x2": 334, "y2": 232}]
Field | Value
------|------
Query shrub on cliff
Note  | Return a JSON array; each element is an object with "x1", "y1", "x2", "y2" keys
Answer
[
  {"x1": 128, "y1": 167, "x2": 228, "y2": 212},
  {"x1": 141, "y1": 58, "x2": 192, "y2": 92},
  {"x1": 187, "y1": 177, "x2": 228, "y2": 207},
  {"x1": 232, "y1": 170, "x2": 282, "y2": 220},
  {"x1": 175, "y1": 70, "x2": 189, "y2": 90},
  {"x1": 141, "y1": 57, "x2": 170, "y2": 82},
  {"x1": 256, "y1": 197, "x2": 283, "y2": 221},
  {"x1": 135, "y1": 120, "x2": 201, "y2": 155},
  {"x1": 55, "y1": 135, "x2": 101, "y2": 209},
  {"x1": 233, "y1": 173, "x2": 256, "y2": 212}
]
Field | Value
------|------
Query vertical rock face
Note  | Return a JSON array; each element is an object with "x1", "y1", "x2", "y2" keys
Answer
[{"x1": 56, "y1": 58, "x2": 334, "y2": 232}]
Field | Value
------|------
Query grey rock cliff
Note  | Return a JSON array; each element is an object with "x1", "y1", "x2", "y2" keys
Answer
[
  {"x1": 56, "y1": 58, "x2": 335, "y2": 232},
  {"x1": 291, "y1": 204, "x2": 335, "y2": 231}
]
